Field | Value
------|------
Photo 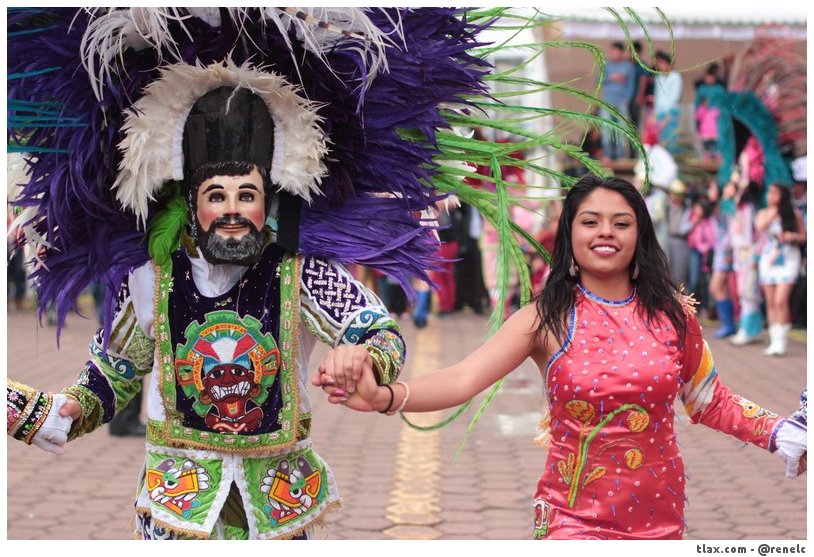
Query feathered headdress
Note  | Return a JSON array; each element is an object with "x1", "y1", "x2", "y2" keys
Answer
[
  {"x1": 697, "y1": 26, "x2": 803, "y2": 185},
  {"x1": 9, "y1": 7, "x2": 646, "y2": 438}
]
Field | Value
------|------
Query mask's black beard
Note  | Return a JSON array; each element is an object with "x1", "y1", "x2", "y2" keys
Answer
[{"x1": 197, "y1": 215, "x2": 265, "y2": 266}]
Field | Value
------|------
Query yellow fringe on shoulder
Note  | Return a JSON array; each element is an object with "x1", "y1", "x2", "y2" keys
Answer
[{"x1": 533, "y1": 407, "x2": 553, "y2": 449}]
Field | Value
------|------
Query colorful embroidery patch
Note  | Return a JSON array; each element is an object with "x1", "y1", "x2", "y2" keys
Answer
[
  {"x1": 533, "y1": 498, "x2": 551, "y2": 539},
  {"x1": 733, "y1": 395, "x2": 779, "y2": 436},
  {"x1": 146, "y1": 458, "x2": 210, "y2": 519},
  {"x1": 145, "y1": 452, "x2": 222, "y2": 526},
  {"x1": 175, "y1": 310, "x2": 280, "y2": 434},
  {"x1": 242, "y1": 448, "x2": 330, "y2": 534}
]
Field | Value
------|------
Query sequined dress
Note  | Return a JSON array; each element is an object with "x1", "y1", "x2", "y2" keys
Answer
[{"x1": 532, "y1": 285, "x2": 785, "y2": 540}]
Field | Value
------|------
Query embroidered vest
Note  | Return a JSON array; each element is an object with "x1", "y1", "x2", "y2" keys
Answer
[{"x1": 150, "y1": 246, "x2": 303, "y2": 453}]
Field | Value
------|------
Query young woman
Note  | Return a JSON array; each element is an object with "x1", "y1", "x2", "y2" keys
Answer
[
  {"x1": 314, "y1": 175, "x2": 806, "y2": 540},
  {"x1": 728, "y1": 176, "x2": 765, "y2": 346},
  {"x1": 755, "y1": 183, "x2": 806, "y2": 355},
  {"x1": 706, "y1": 180, "x2": 737, "y2": 338}
]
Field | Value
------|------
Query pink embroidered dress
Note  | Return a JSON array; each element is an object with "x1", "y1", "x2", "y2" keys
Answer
[{"x1": 533, "y1": 284, "x2": 785, "y2": 540}]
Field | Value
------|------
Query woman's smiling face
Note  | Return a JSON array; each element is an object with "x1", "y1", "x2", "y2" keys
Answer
[{"x1": 570, "y1": 187, "x2": 638, "y2": 281}]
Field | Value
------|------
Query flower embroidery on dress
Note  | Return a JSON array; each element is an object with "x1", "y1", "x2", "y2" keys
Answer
[{"x1": 557, "y1": 399, "x2": 650, "y2": 507}]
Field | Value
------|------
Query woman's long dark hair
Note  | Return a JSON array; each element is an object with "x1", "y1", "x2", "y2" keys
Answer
[
  {"x1": 534, "y1": 175, "x2": 687, "y2": 347},
  {"x1": 770, "y1": 183, "x2": 798, "y2": 233}
]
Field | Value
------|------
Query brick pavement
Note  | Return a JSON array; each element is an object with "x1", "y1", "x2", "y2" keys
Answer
[{"x1": 6, "y1": 303, "x2": 807, "y2": 540}]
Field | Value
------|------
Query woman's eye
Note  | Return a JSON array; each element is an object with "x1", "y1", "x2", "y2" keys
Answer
[
  {"x1": 582, "y1": 220, "x2": 597, "y2": 226},
  {"x1": 615, "y1": 222, "x2": 631, "y2": 228}
]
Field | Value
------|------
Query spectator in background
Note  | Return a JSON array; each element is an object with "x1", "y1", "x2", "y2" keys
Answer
[
  {"x1": 598, "y1": 42, "x2": 636, "y2": 161},
  {"x1": 695, "y1": 97, "x2": 720, "y2": 161},
  {"x1": 686, "y1": 196, "x2": 717, "y2": 311},
  {"x1": 665, "y1": 179, "x2": 693, "y2": 287},
  {"x1": 534, "y1": 199, "x2": 562, "y2": 290},
  {"x1": 429, "y1": 203, "x2": 459, "y2": 316},
  {"x1": 629, "y1": 40, "x2": 651, "y2": 137},
  {"x1": 706, "y1": 180, "x2": 738, "y2": 338},
  {"x1": 790, "y1": 156, "x2": 807, "y2": 219},
  {"x1": 729, "y1": 173, "x2": 765, "y2": 347},
  {"x1": 693, "y1": 62, "x2": 727, "y2": 90},
  {"x1": 694, "y1": 65, "x2": 727, "y2": 162},
  {"x1": 755, "y1": 183, "x2": 806, "y2": 356},
  {"x1": 385, "y1": 275, "x2": 409, "y2": 319},
  {"x1": 789, "y1": 156, "x2": 807, "y2": 330},
  {"x1": 452, "y1": 201, "x2": 487, "y2": 315},
  {"x1": 739, "y1": 136, "x2": 766, "y2": 189},
  {"x1": 633, "y1": 126, "x2": 676, "y2": 253},
  {"x1": 652, "y1": 50, "x2": 682, "y2": 155},
  {"x1": 411, "y1": 278, "x2": 432, "y2": 329}
]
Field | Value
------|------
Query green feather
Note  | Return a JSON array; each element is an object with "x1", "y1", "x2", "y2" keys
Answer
[{"x1": 147, "y1": 183, "x2": 187, "y2": 266}]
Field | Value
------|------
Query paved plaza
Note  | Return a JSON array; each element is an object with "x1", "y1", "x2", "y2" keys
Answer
[{"x1": 6, "y1": 303, "x2": 807, "y2": 540}]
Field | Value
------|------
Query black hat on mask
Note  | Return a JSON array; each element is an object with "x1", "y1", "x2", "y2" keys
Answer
[{"x1": 182, "y1": 85, "x2": 301, "y2": 253}]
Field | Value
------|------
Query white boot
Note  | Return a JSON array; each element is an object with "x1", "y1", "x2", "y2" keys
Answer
[
  {"x1": 774, "y1": 323, "x2": 791, "y2": 356},
  {"x1": 763, "y1": 324, "x2": 780, "y2": 356},
  {"x1": 731, "y1": 328, "x2": 758, "y2": 346}
]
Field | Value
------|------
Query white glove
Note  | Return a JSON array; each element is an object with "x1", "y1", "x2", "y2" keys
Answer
[
  {"x1": 30, "y1": 394, "x2": 73, "y2": 456},
  {"x1": 775, "y1": 420, "x2": 807, "y2": 478}
]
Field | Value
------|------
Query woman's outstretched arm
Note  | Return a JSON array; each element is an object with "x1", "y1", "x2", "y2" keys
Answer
[{"x1": 313, "y1": 303, "x2": 544, "y2": 414}]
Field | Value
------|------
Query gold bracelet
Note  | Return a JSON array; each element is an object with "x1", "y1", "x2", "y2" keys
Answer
[{"x1": 386, "y1": 381, "x2": 410, "y2": 416}]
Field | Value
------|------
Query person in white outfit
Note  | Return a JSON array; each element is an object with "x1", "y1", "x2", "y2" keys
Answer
[{"x1": 755, "y1": 183, "x2": 806, "y2": 356}]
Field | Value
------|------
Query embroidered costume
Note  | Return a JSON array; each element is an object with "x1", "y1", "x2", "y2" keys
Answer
[
  {"x1": 64, "y1": 245, "x2": 402, "y2": 539},
  {"x1": 7, "y1": 379, "x2": 55, "y2": 444},
  {"x1": 534, "y1": 285, "x2": 785, "y2": 540}
]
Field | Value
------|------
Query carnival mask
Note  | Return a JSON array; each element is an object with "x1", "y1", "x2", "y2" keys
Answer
[{"x1": 194, "y1": 167, "x2": 267, "y2": 266}]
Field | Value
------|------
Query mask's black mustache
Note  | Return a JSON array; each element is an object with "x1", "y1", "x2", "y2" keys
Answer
[{"x1": 213, "y1": 215, "x2": 252, "y2": 227}]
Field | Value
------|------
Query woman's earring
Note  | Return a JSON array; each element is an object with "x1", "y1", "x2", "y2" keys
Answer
[
  {"x1": 631, "y1": 261, "x2": 640, "y2": 280},
  {"x1": 569, "y1": 259, "x2": 579, "y2": 278}
]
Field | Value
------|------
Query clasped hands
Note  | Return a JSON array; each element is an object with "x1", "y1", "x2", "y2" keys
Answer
[
  {"x1": 30, "y1": 394, "x2": 79, "y2": 455},
  {"x1": 310, "y1": 345, "x2": 381, "y2": 412}
]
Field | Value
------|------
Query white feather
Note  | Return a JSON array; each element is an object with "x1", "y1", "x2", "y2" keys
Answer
[
  {"x1": 113, "y1": 60, "x2": 329, "y2": 226},
  {"x1": 265, "y1": 7, "x2": 402, "y2": 88},
  {"x1": 7, "y1": 154, "x2": 51, "y2": 266},
  {"x1": 80, "y1": 8, "x2": 191, "y2": 101},
  {"x1": 79, "y1": 8, "x2": 403, "y2": 101}
]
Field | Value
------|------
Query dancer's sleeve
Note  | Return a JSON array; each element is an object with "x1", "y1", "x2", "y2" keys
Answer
[
  {"x1": 678, "y1": 314, "x2": 785, "y2": 451},
  {"x1": 7, "y1": 379, "x2": 57, "y2": 443},
  {"x1": 298, "y1": 256, "x2": 405, "y2": 385},
  {"x1": 62, "y1": 276, "x2": 155, "y2": 440}
]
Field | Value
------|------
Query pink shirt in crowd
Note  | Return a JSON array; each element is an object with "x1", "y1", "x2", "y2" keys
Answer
[
  {"x1": 695, "y1": 103, "x2": 719, "y2": 141},
  {"x1": 686, "y1": 217, "x2": 717, "y2": 255}
]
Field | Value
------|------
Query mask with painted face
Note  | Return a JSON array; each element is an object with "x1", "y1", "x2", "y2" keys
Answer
[
  {"x1": 182, "y1": 86, "x2": 275, "y2": 265},
  {"x1": 191, "y1": 164, "x2": 269, "y2": 265}
]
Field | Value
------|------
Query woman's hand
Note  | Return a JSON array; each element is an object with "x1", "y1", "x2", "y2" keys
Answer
[
  {"x1": 315, "y1": 345, "x2": 373, "y2": 395},
  {"x1": 311, "y1": 347, "x2": 383, "y2": 412}
]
